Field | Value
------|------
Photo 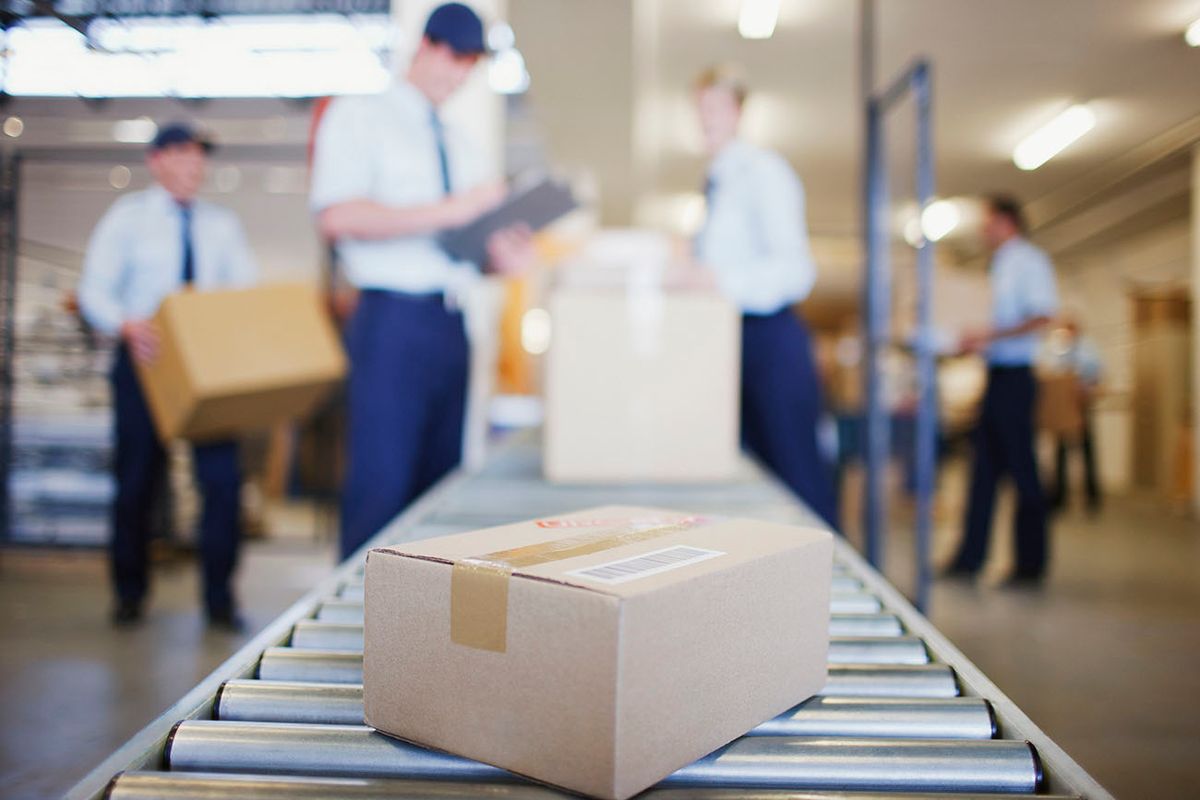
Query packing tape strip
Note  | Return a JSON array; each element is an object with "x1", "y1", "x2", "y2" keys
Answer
[{"x1": 449, "y1": 515, "x2": 707, "y2": 652}]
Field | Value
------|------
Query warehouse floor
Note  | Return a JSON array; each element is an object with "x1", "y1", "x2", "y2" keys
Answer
[{"x1": 2, "y1": 482, "x2": 1198, "y2": 799}]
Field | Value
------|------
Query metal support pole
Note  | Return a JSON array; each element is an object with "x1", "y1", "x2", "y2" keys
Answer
[
  {"x1": 862, "y1": 98, "x2": 890, "y2": 570},
  {"x1": 912, "y1": 64, "x2": 936, "y2": 612},
  {"x1": 0, "y1": 153, "x2": 19, "y2": 544}
]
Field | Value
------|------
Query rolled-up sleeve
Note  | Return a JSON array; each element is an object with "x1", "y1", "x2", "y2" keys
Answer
[
  {"x1": 77, "y1": 204, "x2": 129, "y2": 336},
  {"x1": 310, "y1": 97, "x2": 373, "y2": 214}
]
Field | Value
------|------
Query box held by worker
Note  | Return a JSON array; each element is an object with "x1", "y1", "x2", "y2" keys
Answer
[
  {"x1": 543, "y1": 285, "x2": 741, "y2": 483},
  {"x1": 135, "y1": 283, "x2": 347, "y2": 442},
  {"x1": 1037, "y1": 370, "x2": 1084, "y2": 439},
  {"x1": 363, "y1": 505, "x2": 833, "y2": 800}
]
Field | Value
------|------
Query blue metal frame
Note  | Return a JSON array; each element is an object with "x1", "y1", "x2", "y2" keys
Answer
[{"x1": 862, "y1": 62, "x2": 937, "y2": 612}]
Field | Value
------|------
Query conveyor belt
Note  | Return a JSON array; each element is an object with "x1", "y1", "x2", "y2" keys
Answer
[{"x1": 67, "y1": 432, "x2": 1112, "y2": 800}]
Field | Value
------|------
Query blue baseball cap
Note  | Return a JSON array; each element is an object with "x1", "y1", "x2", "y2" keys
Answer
[
  {"x1": 148, "y1": 122, "x2": 214, "y2": 154},
  {"x1": 424, "y1": 2, "x2": 487, "y2": 56}
]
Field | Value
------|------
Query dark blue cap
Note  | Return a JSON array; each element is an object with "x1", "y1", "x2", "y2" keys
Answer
[
  {"x1": 149, "y1": 122, "x2": 214, "y2": 154},
  {"x1": 424, "y1": 2, "x2": 487, "y2": 55}
]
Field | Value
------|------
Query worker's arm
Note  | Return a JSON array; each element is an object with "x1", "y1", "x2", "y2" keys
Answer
[
  {"x1": 77, "y1": 202, "x2": 160, "y2": 363},
  {"x1": 961, "y1": 248, "x2": 1059, "y2": 355},
  {"x1": 961, "y1": 316, "x2": 1053, "y2": 352},
  {"x1": 316, "y1": 183, "x2": 505, "y2": 241}
]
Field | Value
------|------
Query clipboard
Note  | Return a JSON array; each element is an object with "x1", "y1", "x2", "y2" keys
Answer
[{"x1": 438, "y1": 177, "x2": 578, "y2": 268}]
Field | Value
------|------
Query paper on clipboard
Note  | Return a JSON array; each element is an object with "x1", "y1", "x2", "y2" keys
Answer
[{"x1": 438, "y1": 176, "x2": 578, "y2": 268}]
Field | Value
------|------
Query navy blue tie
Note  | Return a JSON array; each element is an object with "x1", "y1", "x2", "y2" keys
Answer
[
  {"x1": 431, "y1": 110, "x2": 452, "y2": 195},
  {"x1": 179, "y1": 202, "x2": 195, "y2": 285}
]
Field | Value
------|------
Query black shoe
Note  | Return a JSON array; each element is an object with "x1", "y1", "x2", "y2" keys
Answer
[
  {"x1": 207, "y1": 608, "x2": 246, "y2": 632},
  {"x1": 998, "y1": 571, "x2": 1043, "y2": 589},
  {"x1": 111, "y1": 601, "x2": 142, "y2": 627},
  {"x1": 938, "y1": 564, "x2": 978, "y2": 580}
]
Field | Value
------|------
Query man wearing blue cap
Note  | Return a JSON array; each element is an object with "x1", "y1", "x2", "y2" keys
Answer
[
  {"x1": 312, "y1": 3, "x2": 533, "y2": 559},
  {"x1": 78, "y1": 123, "x2": 258, "y2": 628}
]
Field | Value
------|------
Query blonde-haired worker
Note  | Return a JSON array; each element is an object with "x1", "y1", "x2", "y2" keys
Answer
[{"x1": 691, "y1": 66, "x2": 838, "y2": 529}]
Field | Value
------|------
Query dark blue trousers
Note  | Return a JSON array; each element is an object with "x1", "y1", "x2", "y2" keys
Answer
[
  {"x1": 953, "y1": 366, "x2": 1048, "y2": 576},
  {"x1": 110, "y1": 347, "x2": 242, "y2": 614},
  {"x1": 340, "y1": 290, "x2": 468, "y2": 559},
  {"x1": 741, "y1": 309, "x2": 839, "y2": 530}
]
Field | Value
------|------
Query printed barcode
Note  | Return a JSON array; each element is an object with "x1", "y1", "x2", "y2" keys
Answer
[{"x1": 566, "y1": 546, "x2": 725, "y2": 585}]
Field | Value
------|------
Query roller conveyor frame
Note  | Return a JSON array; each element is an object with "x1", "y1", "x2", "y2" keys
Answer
[{"x1": 65, "y1": 434, "x2": 1113, "y2": 800}]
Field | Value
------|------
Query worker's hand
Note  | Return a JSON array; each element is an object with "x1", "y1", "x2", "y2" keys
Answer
[
  {"x1": 958, "y1": 329, "x2": 991, "y2": 356},
  {"x1": 448, "y1": 182, "x2": 507, "y2": 227},
  {"x1": 121, "y1": 319, "x2": 160, "y2": 365},
  {"x1": 486, "y1": 223, "x2": 536, "y2": 277}
]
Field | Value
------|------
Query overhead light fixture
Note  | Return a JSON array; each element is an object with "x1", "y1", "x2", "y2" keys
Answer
[
  {"x1": 1186, "y1": 19, "x2": 1200, "y2": 46},
  {"x1": 3, "y1": 116, "x2": 24, "y2": 138},
  {"x1": 489, "y1": 47, "x2": 530, "y2": 95},
  {"x1": 738, "y1": 0, "x2": 781, "y2": 40},
  {"x1": 109, "y1": 165, "x2": 132, "y2": 190},
  {"x1": 920, "y1": 199, "x2": 961, "y2": 242},
  {"x1": 112, "y1": 117, "x2": 157, "y2": 144},
  {"x1": 1012, "y1": 104, "x2": 1096, "y2": 171}
]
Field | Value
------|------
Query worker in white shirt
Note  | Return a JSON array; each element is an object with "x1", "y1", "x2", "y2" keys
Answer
[
  {"x1": 78, "y1": 123, "x2": 258, "y2": 627},
  {"x1": 1039, "y1": 318, "x2": 1103, "y2": 514},
  {"x1": 690, "y1": 66, "x2": 838, "y2": 529},
  {"x1": 946, "y1": 195, "x2": 1059, "y2": 585},
  {"x1": 311, "y1": 2, "x2": 532, "y2": 559}
]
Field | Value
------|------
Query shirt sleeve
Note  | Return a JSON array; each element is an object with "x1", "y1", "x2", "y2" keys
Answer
[
  {"x1": 77, "y1": 201, "x2": 131, "y2": 336},
  {"x1": 310, "y1": 97, "x2": 374, "y2": 213},
  {"x1": 709, "y1": 152, "x2": 818, "y2": 309},
  {"x1": 220, "y1": 211, "x2": 259, "y2": 288},
  {"x1": 1022, "y1": 249, "x2": 1059, "y2": 320}
]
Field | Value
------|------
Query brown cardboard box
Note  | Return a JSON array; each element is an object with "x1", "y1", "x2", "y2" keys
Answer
[
  {"x1": 1037, "y1": 371, "x2": 1084, "y2": 439},
  {"x1": 135, "y1": 283, "x2": 347, "y2": 442},
  {"x1": 364, "y1": 505, "x2": 832, "y2": 800},
  {"x1": 543, "y1": 288, "x2": 740, "y2": 483}
]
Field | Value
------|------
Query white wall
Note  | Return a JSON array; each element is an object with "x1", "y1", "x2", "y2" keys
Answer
[{"x1": 1055, "y1": 217, "x2": 1193, "y2": 493}]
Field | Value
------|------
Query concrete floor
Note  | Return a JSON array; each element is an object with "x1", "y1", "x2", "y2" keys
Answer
[{"x1": 2, "y1": 486, "x2": 1198, "y2": 799}]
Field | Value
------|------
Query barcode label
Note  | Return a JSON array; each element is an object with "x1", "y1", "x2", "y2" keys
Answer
[{"x1": 566, "y1": 546, "x2": 725, "y2": 585}]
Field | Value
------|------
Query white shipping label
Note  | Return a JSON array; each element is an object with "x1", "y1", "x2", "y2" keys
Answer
[{"x1": 565, "y1": 546, "x2": 725, "y2": 585}]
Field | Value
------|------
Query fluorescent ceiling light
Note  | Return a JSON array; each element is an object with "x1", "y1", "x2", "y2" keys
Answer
[
  {"x1": 1012, "y1": 104, "x2": 1096, "y2": 171},
  {"x1": 1187, "y1": 19, "x2": 1200, "y2": 46},
  {"x1": 738, "y1": 0, "x2": 781, "y2": 40},
  {"x1": 2, "y1": 15, "x2": 393, "y2": 98}
]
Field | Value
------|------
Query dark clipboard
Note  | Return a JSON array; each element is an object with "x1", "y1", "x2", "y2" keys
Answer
[{"x1": 438, "y1": 177, "x2": 578, "y2": 268}]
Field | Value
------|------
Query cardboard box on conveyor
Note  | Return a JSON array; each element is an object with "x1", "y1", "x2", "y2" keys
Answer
[
  {"x1": 134, "y1": 283, "x2": 347, "y2": 443},
  {"x1": 543, "y1": 229, "x2": 742, "y2": 484},
  {"x1": 363, "y1": 505, "x2": 833, "y2": 800}
]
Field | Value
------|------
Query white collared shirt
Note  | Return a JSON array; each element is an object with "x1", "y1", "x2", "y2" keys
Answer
[
  {"x1": 310, "y1": 80, "x2": 489, "y2": 294},
  {"x1": 987, "y1": 236, "x2": 1059, "y2": 366},
  {"x1": 694, "y1": 139, "x2": 818, "y2": 315},
  {"x1": 77, "y1": 185, "x2": 258, "y2": 335}
]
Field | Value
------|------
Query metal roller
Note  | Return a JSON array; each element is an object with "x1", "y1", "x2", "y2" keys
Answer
[
  {"x1": 258, "y1": 648, "x2": 362, "y2": 684},
  {"x1": 827, "y1": 614, "x2": 902, "y2": 637},
  {"x1": 257, "y1": 648, "x2": 955, "y2": 695},
  {"x1": 315, "y1": 600, "x2": 368, "y2": 623},
  {"x1": 214, "y1": 680, "x2": 992, "y2": 740},
  {"x1": 829, "y1": 594, "x2": 882, "y2": 614},
  {"x1": 164, "y1": 721, "x2": 1040, "y2": 794},
  {"x1": 665, "y1": 736, "x2": 1041, "y2": 793},
  {"x1": 820, "y1": 664, "x2": 957, "y2": 698},
  {"x1": 293, "y1": 615, "x2": 903, "y2": 650},
  {"x1": 830, "y1": 575, "x2": 863, "y2": 593},
  {"x1": 828, "y1": 637, "x2": 927, "y2": 665},
  {"x1": 338, "y1": 582, "x2": 364, "y2": 602},
  {"x1": 107, "y1": 771, "x2": 1075, "y2": 800}
]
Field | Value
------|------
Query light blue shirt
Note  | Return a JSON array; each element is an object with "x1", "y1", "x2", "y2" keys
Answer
[
  {"x1": 694, "y1": 139, "x2": 818, "y2": 315},
  {"x1": 309, "y1": 81, "x2": 488, "y2": 295},
  {"x1": 78, "y1": 185, "x2": 258, "y2": 336},
  {"x1": 987, "y1": 236, "x2": 1059, "y2": 366}
]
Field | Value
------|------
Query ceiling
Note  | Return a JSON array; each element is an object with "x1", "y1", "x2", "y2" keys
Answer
[{"x1": 629, "y1": 0, "x2": 1200, "y2": 240}]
